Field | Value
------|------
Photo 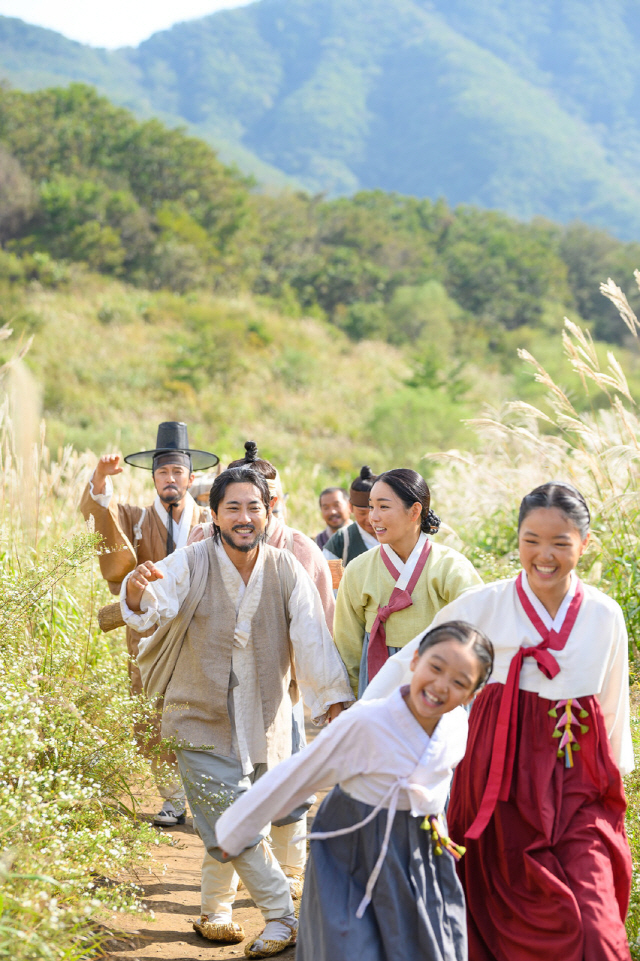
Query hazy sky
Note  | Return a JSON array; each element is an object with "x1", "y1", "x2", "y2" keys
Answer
[{"x1": 0, "y1": 0, "x2": 253, "y2": 49}]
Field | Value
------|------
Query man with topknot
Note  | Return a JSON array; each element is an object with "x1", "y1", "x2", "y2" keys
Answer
[
  {"x1": 122, "y1": 466, "x2": 353, "y2": 956},
  {"x1": 187, "y1": 441, "x2": 336, "y2": 911}
]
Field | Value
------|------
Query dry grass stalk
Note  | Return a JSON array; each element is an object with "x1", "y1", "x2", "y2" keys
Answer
[
  {"x1": 600, "y1": 278, "x2": 640, "y2": 337},
  {"x1": 427, "y1": 288, "x2": 640, "y2": 640}
]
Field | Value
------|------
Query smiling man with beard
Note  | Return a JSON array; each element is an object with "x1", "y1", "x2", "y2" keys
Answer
[
  {"x1": 79, "y1": 422, "x2": 218, "y2": 827},
  {"x1": 121, "y1": 466, "x2": 354, "y2": 957}
]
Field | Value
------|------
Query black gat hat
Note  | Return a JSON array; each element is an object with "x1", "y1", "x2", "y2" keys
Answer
[{"x1": 124, "y1": 422, "x2": 219, "y2": 471}]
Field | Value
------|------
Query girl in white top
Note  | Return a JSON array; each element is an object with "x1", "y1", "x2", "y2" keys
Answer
[
  {"x1": 364, "y1": 481, "x2": 634, "y2": 961},
  {"x1": 216, "y1": 621, "x2": 494, "y2": 961}
]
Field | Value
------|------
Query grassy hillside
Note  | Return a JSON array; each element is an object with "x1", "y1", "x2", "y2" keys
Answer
[
  {"x1": 9, "y1": 275, "x2": 405, "y2": 462},
  {"x1": 8, "y1": 267, "x2": 640, "y2": 538},
  {"x1": 2, "y1": 0, "x2": 640, "y2": 235},
  {"x1": 6, "y1": 271, "x2": 497, "y2": 538}
]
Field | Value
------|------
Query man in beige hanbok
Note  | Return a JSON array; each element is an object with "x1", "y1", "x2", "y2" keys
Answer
[
  {"x1": 79, "y1": 422, "x2": 218, "y2": 825},
  {"x1": 122, "y1": 466, "x2": 353, "y2": 957},
  {"x1": 186, "y1": 442, "x2": 336, "y2": 909}
]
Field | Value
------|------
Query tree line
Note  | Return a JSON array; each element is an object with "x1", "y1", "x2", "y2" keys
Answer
[{"x1": 1, "y1": 82, "x2": 639, "y2": 351}]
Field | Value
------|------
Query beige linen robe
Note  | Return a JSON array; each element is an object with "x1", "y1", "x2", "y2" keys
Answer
[{"x1": 125, "y1": 540, "x2": 354, "y2": 770}]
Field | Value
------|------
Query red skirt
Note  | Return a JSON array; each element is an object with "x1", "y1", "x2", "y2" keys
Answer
[{"x1": 448, "y1": 686, "x2": 632, "y2": 961}]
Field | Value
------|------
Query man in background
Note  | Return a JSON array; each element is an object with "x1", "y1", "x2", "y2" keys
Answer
[
  {"x1": 79, "y1": 421, "x2": 218, "y2": 826},
  {"x1": 323, "y1": 466, "x2": 379, "y2": 567},
  {"x1": 314, "y1": 486, "x2": 350, "y2": 550}
]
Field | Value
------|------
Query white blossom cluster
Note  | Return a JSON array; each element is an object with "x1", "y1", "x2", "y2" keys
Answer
[{"x1": 0, "y1": 525, "x2": 162, "y2": 960}]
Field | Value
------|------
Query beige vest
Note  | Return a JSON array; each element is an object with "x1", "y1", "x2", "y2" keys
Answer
[{"x1": 162, "y1": 540, "x2": 296, "y2": 761}]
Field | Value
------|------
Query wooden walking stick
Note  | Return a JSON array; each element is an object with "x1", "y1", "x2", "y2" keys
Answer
[{"x1": 98, "y1": 601, "x2": 125, "y2": 633}]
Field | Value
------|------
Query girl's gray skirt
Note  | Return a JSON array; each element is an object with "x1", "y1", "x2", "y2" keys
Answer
[{"x1": 297, "y1": 786, "x2": 467, "y2": 961}]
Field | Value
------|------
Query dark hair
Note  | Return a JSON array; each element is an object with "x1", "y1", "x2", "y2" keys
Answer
[
  {"x1": 518, "y1": 481, "x2": 590, "y2": 539},
  {"x1": 374, "y1": 468, "x2": 441, "y2": 534},
  {"x1": 351, "y1": 465, "x2": 377, "y2": 492},
  {"x1": 209, "y1": 466, "x2": 271, "y2": 541},
  {"x1": 417, "y1": 620, "x2": 494, "y2": 692},
  {"x1": 319, "y1": 486, "x2": 349, "y2": 504},
  {"x1": 227, "y1": 440, "x2": 277, "y2": 480}
]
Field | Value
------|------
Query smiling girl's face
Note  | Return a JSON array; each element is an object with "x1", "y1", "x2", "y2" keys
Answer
[
  {"x1": 518, "y1": 506, "x2": 589, "y2": 608},
  {"x1": 407, "y1": 638, "x2": 481, "y2": 735}
]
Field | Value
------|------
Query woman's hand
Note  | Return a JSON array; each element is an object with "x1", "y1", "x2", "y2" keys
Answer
[{"x1": 126, "y1": 561, "x2": 164, "y2": 612}]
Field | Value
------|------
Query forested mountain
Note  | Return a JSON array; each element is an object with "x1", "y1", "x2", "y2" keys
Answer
[
  {"x1": 3, "y1": 81, "x2": 640, "y2": 486},
  {"x1": 2, "y1": 0, "x2": 640, "y2": 238},
  {"x1": 4, "y1": 81, "x2": 640, "y2": 346}
]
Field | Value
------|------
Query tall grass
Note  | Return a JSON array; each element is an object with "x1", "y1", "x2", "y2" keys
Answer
[{"x1": 0, "y1": 334, "x2": 162, "y2": 960}]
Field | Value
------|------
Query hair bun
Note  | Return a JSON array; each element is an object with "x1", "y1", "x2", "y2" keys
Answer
[
  {"x1": 244, "y1": 440, "x2": 259, "y2": 462},
  {"x1": 423, "y1": 508, "x2": 441, "y2": 534},
  {"x1": 360, "y1": 465, "x2": 373, "y2": 481}
]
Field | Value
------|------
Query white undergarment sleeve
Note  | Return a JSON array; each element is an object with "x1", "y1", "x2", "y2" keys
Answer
[
  {"x1": 120, "y1": 548, "x2": 192, "y2": 632},
  {"x1": 88, "y1": 473, "x2": 113, "y2": 508},
  {"x1": 285, "y1": 555, "x2": 355, "y2": 721}
]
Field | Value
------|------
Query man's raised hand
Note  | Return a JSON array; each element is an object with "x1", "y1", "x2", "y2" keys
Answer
[
  {"x1": 126, "y1": 561, "x2": 164, "y2": 612},
  {"x1": 92, "y1": 453, "x2": 124, "y2": 495}
]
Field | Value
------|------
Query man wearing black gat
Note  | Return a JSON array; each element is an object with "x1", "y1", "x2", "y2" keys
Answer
[{"x1": 80, "y1": 421, "x2": 218, "y2": 826}]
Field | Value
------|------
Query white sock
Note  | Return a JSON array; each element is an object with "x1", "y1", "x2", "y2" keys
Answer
[{"x1": 254, "y1": 914, "x2": 297, "y2": 946}]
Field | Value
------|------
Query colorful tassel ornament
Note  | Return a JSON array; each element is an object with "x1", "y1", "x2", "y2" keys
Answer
[
  {"x1": 550, "y1": 698, "x2": 589, "y2": 767},
  {"x1": 421, "y1": 815, "x2": 466, "y2": 861}
]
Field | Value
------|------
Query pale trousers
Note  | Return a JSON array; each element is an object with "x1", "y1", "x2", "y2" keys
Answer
[
  {"x1": 200, "y1": 818, "x2": 306, "y2": 918},
  {"x1": 175, "y1": 748, "x2": 294, "y2": 922}
]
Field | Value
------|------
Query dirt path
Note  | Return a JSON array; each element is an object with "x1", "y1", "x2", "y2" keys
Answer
[
  {"x1": 105, "y1": 810, "x2": 298, "y2": 961},
  {"x1": 106, "y1": 720, "x2": 323, "y2": 961}
]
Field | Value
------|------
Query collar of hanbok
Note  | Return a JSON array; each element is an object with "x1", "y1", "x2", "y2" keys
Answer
[
  {"x1": 519, "y1": 568, "x2": 577, "y2": 632},
  {"x1": 306, "y1": 686, "x2": 468, "y2": 919},
  {"x1": 214, "y1": 539, "x2": 265, "y2": 648},
  {"x1": 356, "y1": 523, "x2": 378, "y2": 550},
  {"x1": 381, "y1": 530, "x2": 430, "y2": 590},
  {"x1": 465, "y1": 571, "x2": 584, "y2": 841}
]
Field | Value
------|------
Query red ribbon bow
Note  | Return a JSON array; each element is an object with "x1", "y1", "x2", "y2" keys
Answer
[
  {"x1": 367, "y1": 539, "x2": 432, "y2": 681},
  {"x1": 465, "y1": 572, "x2": 584, "y2": 840}
]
